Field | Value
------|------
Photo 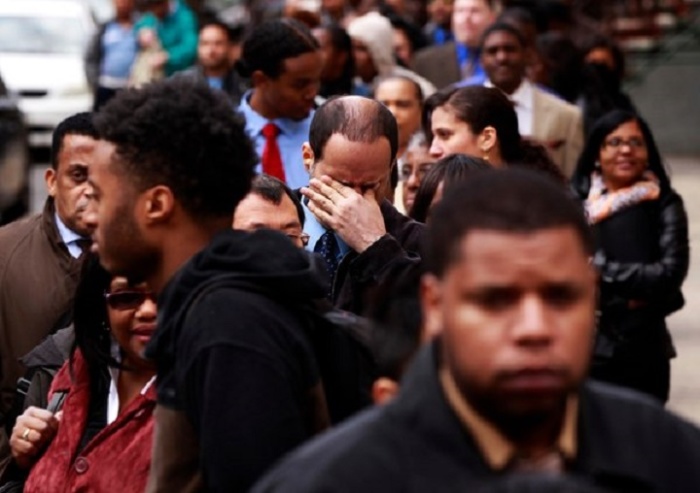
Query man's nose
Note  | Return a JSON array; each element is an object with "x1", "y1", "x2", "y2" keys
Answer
[{"x1": 512, "y1": 295, "x2": 553, "y2": 348}]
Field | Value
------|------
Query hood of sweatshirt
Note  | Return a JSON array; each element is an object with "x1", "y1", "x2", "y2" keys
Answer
[
  {"x1": 145, "y1": 228, "x2": 329, "y2": 385},
  {"x1": 347, "y1": 12, "x2": 396, "y2": 78}
]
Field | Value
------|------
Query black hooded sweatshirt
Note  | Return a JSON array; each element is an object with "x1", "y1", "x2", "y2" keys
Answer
[{"x1": 145, "y1": 229, "x2": 330, "y2": 493}]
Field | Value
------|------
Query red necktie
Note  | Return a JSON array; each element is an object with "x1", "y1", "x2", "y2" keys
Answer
[{"x1": 261, "y1": 122, "x2": 287, "y2": 182}]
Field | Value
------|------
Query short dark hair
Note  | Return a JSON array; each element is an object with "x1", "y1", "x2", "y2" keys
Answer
[
  {"x1": 582, "y1": 34, "x2": 626, "y2": 81},
  {"x1": 374, "y1": 75, "x2": 424, "y2": 103},
  {"x1": 480, "y1": 21, "x2": 527, "y2": 50},
  {"x1": 51, "y1": 112, "x2": 99, "y2": 170},
  {"x1": 309, "y1": 96, "x2": 399, "y2": 164},
  {"x1": 427, "y1": 169, "x2": 593, "y2": 277},
  {"x1": 423, "y1": 86, "x2": 521, "y2": 162},
  {"x1": 236, "y1": 19, "x2": 319, "y2": 79},
  {"x1": 199, "y1": 20, "x2": 233, "y2": 41},
  {"x1": 94, "y1": 78, "x2": 257, "y2": 220},
  {"x1": 250, "y1": 174, "x2": 306, "y2": 226},
  {"x1": 410, "y1": 154, "x2": 491, "y2": 222},
  {"x1": 571, "y1": 110, "x2": 670, "y2": 198}
]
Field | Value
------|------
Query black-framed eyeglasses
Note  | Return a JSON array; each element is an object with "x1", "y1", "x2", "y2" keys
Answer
[
  {"x1": 287, "y1": 233, "x2": 310, "y2": 247},
  {"x1": 104, "y1": 290, "x2": 156, "y2": 310},
  {"x1": 603, "y1": 137, "x2": 645, "y2": 150}
]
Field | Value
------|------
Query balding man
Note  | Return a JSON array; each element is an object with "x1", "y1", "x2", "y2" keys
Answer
[{"x1": 300, "y1": 96, "x2": 425, "y2": 315}]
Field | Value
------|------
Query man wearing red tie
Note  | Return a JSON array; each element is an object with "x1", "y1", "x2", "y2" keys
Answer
[{"x1": 236, "y1": 19, "x2": 323, "y2": 190}]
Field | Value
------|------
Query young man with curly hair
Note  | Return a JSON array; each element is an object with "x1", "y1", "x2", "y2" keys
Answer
[
  {"x1": 236, "y1": 19, "x2": 323, "y2": 190},
  {"x1": 87, "y1": 78, "x2": 330, "y2": 492}
]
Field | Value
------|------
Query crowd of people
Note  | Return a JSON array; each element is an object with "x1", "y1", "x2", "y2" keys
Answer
[{"x1": 0, "y1": 0, "x2": 694, "y2": 491}]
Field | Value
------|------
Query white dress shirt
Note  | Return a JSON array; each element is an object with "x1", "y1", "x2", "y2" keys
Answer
[{"x1": 485, "y1": 79, "x2": 535, "y2": 137}]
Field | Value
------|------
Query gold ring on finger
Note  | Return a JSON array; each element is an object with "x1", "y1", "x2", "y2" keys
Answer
[{"x1": 22, "y1": 428, "x2": 31, "y2": 441}]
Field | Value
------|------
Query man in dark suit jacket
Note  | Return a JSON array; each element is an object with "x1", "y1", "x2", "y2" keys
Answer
[
  {"x1": 253, "y1": 170, "x2": 700, "y2": 493},
  {"x1": 413, "y1": 0, "x2": 497, "y2": 90},
  {"x1": 299, "y1": 96, "x2": 425, "y2": 316}
]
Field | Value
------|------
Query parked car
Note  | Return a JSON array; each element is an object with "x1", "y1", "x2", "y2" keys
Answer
[
  {"x1": 0, "y1": 71, "x2": 30, "y2": 224},
  {"x1": 0, "y1": 0, "x2": 95, "y2": 148}
]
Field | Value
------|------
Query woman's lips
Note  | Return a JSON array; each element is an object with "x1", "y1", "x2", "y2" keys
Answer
[{"x1": 131, "y1": 324, "x2": 156, "y2": 337}]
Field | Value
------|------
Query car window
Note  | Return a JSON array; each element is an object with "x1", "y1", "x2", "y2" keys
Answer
[{"x1": 0, "y1": 17, "x2": 86, "y2": 54}]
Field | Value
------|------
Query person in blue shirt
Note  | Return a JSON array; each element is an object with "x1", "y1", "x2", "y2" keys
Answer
[
  {"x1": 174, "y1": 21, "x2": 247, "y2": 105},
  {"x1": 85, "y1": 0, "x2": 138, "y2": 110},
  {"x1": 413, "y1": 0, "x2": 497, "y2": 90},
  {"x1": 236, "y1": 19, "x2": 323, "y2": 191}
]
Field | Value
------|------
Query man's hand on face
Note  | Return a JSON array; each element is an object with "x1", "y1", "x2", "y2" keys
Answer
[{"x1": 302, "y1": 176, "x2": 387, "y2": 254}]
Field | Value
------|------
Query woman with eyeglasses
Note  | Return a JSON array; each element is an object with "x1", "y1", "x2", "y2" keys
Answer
[
  {"x1": 571, "y1": 110, "x2": 689, "y2": 404},
  {"x1": 9, "y1": 256, "x2": 158, "y2": 492}
]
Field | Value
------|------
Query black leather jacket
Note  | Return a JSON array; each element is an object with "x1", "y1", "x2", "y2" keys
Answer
[{"x1": 591, "y1": 189, "x2": 689, "y2": 318}]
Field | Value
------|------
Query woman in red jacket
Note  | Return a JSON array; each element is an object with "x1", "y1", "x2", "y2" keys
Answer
[{"x1": 9, "y1": 256, "x2": 157, "y2": 492}]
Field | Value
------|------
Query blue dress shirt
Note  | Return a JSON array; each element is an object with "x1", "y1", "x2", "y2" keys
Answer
[
  {"x1": 455, "y1": 43, "x2": 485, "y2": 80},
  {"x1": 54, "y1": 212, "x2": 86, "y2": 259},
  {"x1": 302, "y1": 198, "x2": 351, "y2": 264},
  {"x1": 237, "y1": 91, "x2": 313, "y2": 191}
]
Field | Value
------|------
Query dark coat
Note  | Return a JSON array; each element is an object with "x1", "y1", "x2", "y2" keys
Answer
[
  {"x1": 412, "y1": 42, "x2": 460, "y2": 91},
  {"x1": 331, "y1": 200, "x2": 426, "y2": 315},
  {"x1": 145, "y1": 229, "x2": 330, "y2": 493},
  {"x1": 23, "y1": 350, "x2": 156, "y2": 493},
  {"x1": 253, "y1": 343, "x2": 700, "y2": 493},
  {"x1": 592, "y1": 190, "x2": 689, "y2": 320},
  {"x1": 0, "y1": 200, "x2": 83, "y2": 417}
]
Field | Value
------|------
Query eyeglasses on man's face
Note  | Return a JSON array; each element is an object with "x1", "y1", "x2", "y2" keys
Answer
[{"x1": 286, "y1": 232, "x2": 310, "y2": 247}]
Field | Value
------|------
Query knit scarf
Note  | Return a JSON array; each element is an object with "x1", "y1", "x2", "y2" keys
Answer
[{"x1": 585, "y1": 170, "x2": 660, "y2": 225}]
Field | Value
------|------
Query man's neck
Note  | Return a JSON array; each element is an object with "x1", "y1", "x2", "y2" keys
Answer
[
  {"x1": 440, "y1": 365, "x2": 570, "y2": 463},
  {"x1": 497, "y1": 78, "x2": 525, "y2": 97},
  {"x1": 249, "y1": 90, "x2": 279, "y2": 120},
  {"x1": 148, "y1": 219, "x2": 230, "y2": 295},
  {"x1": 202, "y1": 64, "x2": 229, "y2": 79}
]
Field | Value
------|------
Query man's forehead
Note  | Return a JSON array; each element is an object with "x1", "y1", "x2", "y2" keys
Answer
[{"x1": 451, "y1": 228, "x2": 590, "y2": 277}]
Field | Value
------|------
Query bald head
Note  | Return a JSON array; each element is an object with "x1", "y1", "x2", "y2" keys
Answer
[{"x1": 309, "y1": 96, "x2": 399, "y2": 163}]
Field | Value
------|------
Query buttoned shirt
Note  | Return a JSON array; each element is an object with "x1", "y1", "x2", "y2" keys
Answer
[
  {"x1": 54, "y1": 212, "x2": 87, "y2": 259},
  {"x1": 302, "y1": 198, "x2": 350, "y2": 263},
  {"x1": 237, "y1": 91, "x2": 314, "y2": 190},
  {"x1": 486, "y1": 79, "x2": 535, "y2": 137}
]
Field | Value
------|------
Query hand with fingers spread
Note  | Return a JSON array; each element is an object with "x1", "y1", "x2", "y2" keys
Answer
[
  {"x1": 10, "y1": 406, "x2": 61, "y2": 470},
  {"x1": 302, "y1": 175, "x2": 387, "y2": 253}
]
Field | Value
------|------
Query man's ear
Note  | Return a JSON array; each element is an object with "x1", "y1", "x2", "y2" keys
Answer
[
  {"x1": 372, "y1": 378, "x2": 399, "y2": 406},
  {"x1": 140, "y1": 185, "x2": 175, "y2": 225},
  {"x1": 421, "y1": 273, "x2": 444, "y2": 342},
  {"x1": 251, "y1": 69, "x2": 268, "y2": 89},
  {"x1": 302, "y1": 142, "x2": 315, "y2": 173},
  {"x1": 45, "y1": 167, "x2": 57, "y2": 198}
]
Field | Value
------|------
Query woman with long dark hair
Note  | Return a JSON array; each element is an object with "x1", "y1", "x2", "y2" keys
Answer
[
  {"x1": 571, "y1": 110, "x2": 689, "y2": 403},
  {"x1": 424, "y1": 85, "x2": 565, "y2": 183},
  {"x1": 10, "y1": 256, "x2": 158, "y2": 492}
]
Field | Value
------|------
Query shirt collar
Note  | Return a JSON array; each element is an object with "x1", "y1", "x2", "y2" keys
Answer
[
  {"x1": 53, "y1": 211, "x2": 83, "y2": 246},
  {"x1": 238, "y1": 90, "x2": 315, "y2": 137},
  {"x1": 439, "y1": 365, "x2": 578, "y2": 470},
  {"x1": 301, "y1": 197, "x2": 351, "y2": 257},
  {"x1": 485, "y1": 79, "x2": 534, "y2": 111}
]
